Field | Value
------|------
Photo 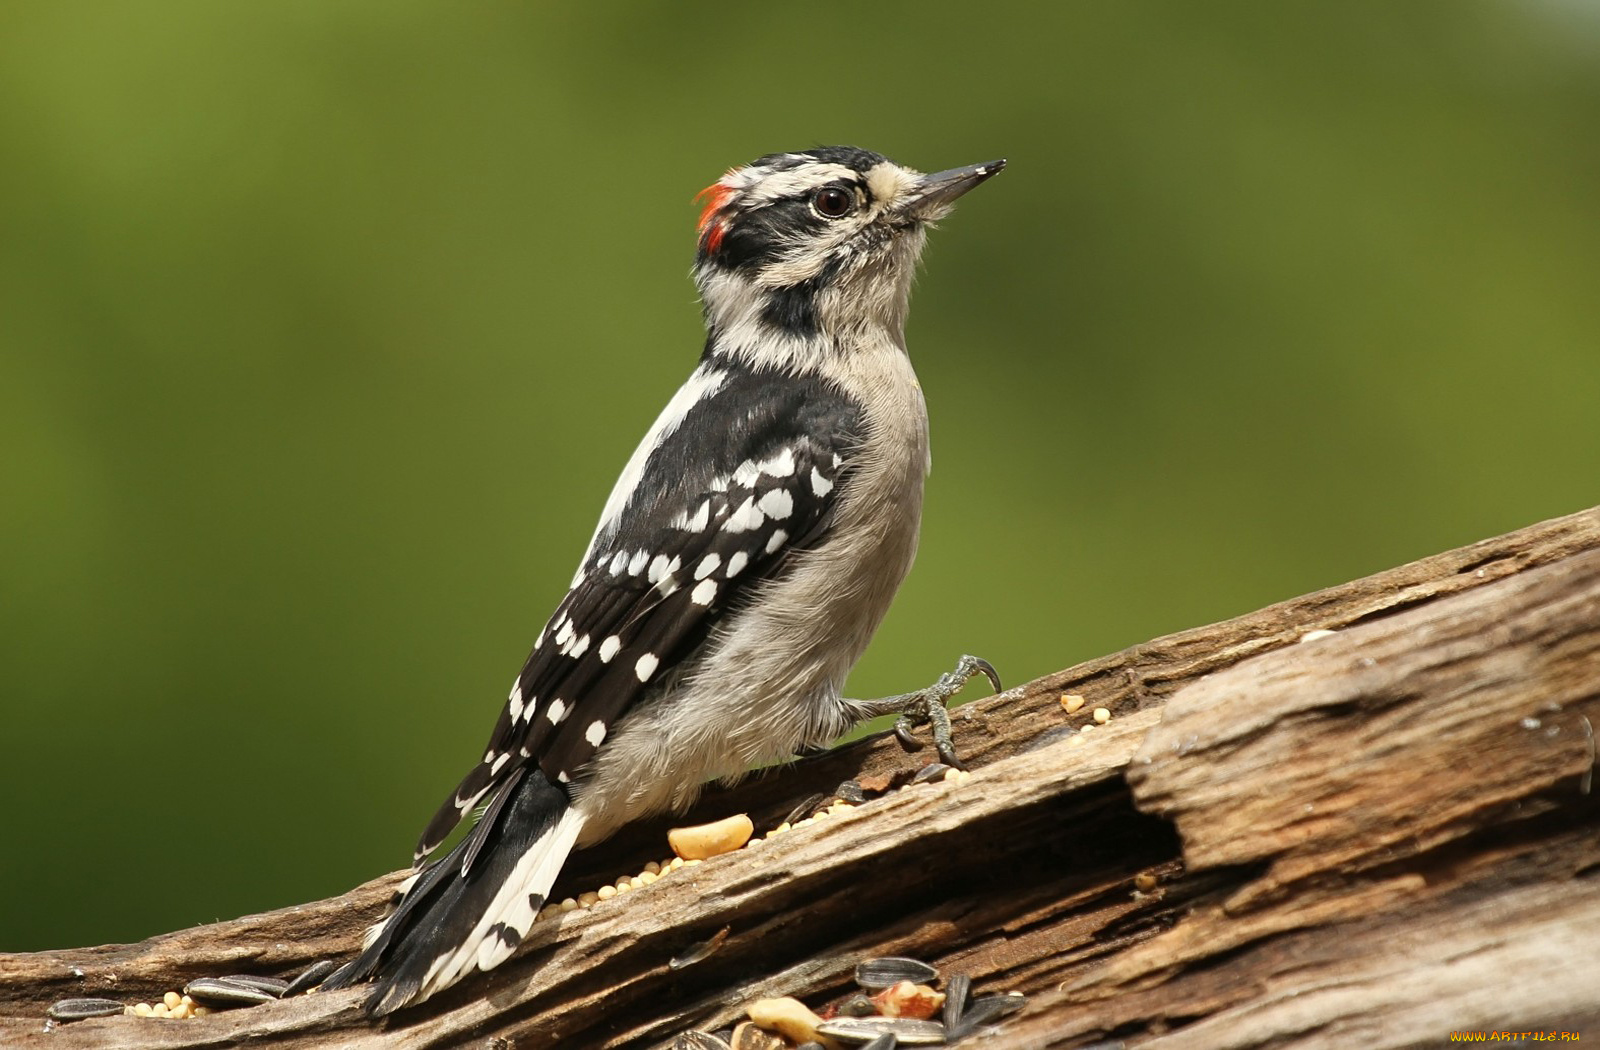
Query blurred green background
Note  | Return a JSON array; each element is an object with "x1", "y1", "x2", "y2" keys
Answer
[{"x1": 4, "y1": 0, "x2": 1598, "y2": 953}]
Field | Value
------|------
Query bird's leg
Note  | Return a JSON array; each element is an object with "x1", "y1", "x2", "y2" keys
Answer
[{"x1": 849, "y1": 655, "x2": 1002, "y2": 770}]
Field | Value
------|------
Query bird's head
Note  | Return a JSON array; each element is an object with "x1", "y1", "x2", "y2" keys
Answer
[{"x1": 692, "y1": 146, "x2": 1004, "y2": 362}]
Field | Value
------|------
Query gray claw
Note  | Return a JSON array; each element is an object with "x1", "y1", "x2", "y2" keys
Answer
[{"x1": 971, "y1": 655, "x2": 1003, "y2": 693}]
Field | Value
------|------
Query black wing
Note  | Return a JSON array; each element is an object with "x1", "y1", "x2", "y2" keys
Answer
[{"x1": 415, "y1": 365, "x2": 863, "y2": 861}]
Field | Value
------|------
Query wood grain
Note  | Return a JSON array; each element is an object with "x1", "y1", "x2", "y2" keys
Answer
[{"x1": 3, "y1": 505, "x2": 1596, "y2": 1049}]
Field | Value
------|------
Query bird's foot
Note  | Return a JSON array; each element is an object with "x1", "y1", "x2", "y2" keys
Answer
[{"x1": 855, "y1": 655, "x2": 1002, "y2": 770}]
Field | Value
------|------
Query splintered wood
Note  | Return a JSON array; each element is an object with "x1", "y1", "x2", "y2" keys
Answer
[{"x1": 2, "y1": 507, "x2": 1597, "y2": 1049}]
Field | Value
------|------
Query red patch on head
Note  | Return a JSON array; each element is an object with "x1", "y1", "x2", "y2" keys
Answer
[{"x1": 694, "y1": 182, "x2": 735, "y2": 254}]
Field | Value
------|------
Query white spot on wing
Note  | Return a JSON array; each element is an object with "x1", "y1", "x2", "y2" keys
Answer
[
  {"x1": 691, "y1": 578, "x2": 718, "y2": 606},
  {"x1": 569, "y1": 634, "x2": 590, "y2": 659},
  {"x1": 599, "y1": 635, "x2": 621, "y2": 663},
  {"x1": 609, "y1": 551, "x2": 628, "y2": 575},
  {"x1": 695, "y1": 554, "x2": 721, "y2": 579},
  {"x1": 546, "y1": 698, "x2": 567, "y2": 725},
  {"x1": 508, "y1": 683, "x2": 524, "y2": 722},
  {"x1": 733, "y1": 459, "x2": 761, "y2": 486},
  {"x1": 726, "y1": 551, "x2": 748, "y2": 577},
  {"x1": 759, "y1": 448, "x2": 796, "y2": 477},
  {"x1": 648, "y1": 554, "x2": 670, "y2": 583},
  {"x1": 585, "y1": 720, "x2": 607, "y2": 747},
  {"x1": 758, "y1": 488, "x2": 793, "y2": 520},
  {"x1": 724, "y1": 497, "x2": 764, "y2": 533},
  {"x1": 678, "y1": 501, "x2": 710, "y2": 532},
  {"x1": 766, "y1": 529, "x2": 788, "y2": 554},
  {"x1": 635, "y1": 653, "x2": 659, "y2": 682},
  {"x1": 628, "y1": 550, "x2": 650, "y2": 576},
  {"x1": 811, "y1": 466, "x2": 833, "y2": 497}
]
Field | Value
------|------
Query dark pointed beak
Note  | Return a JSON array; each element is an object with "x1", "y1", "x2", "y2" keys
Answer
[{"x1": 908, "y1": 158, "x2": 1007, "y2": 218}]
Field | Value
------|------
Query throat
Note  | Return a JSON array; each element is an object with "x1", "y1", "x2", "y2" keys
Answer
[{"x1": 697, "y1": 268, "x2": 907, "y2": 371}]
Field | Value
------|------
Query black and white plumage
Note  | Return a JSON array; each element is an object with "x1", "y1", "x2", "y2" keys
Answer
[{"x1": 327, "y1": 146, "x2": 1005, "y2": 1015}]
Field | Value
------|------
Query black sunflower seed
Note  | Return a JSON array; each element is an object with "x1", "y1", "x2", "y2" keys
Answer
[
  {"x1": 47, "y1": 998, "x2": 126, "y2": 1021},
  {"x1": 947, "y1": 992, "x2": 1026, "y2": 1039},
  {"x1": 282, "y1": 959, "x2": 337, "y2": 997},
  {"x1": 782, "y1": 792, "x2": 830, "y2": 827},
  {"x1": 673, "y1": 1031, "x2": 733, "y2": 1050},
  {"x1": 833, "y1": 780, "x2": 869, "y2": 804},
  {"x1": 181, "y1": 977, "x2": 281, "y2": 1005},
  {"x1": 855, "y1": 955, "x2": 939, "y2": 989},
  {"x1": 942, "y1": 974, "x2": 971, "y2": 1032}
]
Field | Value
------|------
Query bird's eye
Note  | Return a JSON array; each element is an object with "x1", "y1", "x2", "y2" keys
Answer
[{"x1": 812, "y1": 186, "x2": 854, "y2": 219}]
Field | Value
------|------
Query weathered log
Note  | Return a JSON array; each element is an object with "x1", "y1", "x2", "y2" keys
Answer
[{"x1": 2, "y1": 506, "x2": 1596, "y2": 1049}]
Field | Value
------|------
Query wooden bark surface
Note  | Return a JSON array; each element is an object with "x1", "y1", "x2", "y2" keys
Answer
[{"x1": 2, "y1": 506, "x2": 1597, "y2": 1049}]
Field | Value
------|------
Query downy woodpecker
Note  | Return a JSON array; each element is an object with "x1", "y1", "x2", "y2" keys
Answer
[{"x1": 327, "y1": 146, "x2": 1006, "y2": 1014}]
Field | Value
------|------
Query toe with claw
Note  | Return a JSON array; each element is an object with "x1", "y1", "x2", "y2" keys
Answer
[{"x1": 874, "y1": 655, "x2": 1002, "y2": 771}]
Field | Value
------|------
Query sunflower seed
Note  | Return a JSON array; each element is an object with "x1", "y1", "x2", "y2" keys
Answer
[
  {"x1": 673, "y1": 1032, "x2": 732, "y2": 1050},
  {"x1": 181, "y1": 976, "x2": 281, "y2": 1005},
  {"x1": 860, "y1": 1035, "x2": 899, "y2": 1050},
  {"x1": 730, "y1": 1021, "x2": 786, "y2": 1050},
  {"x1": 942, "y1": 974, "x2": 971, "y2": 1032},
  {"x1": 909, "y1": 763, "x2": 951, "y2": 786},
  {"x1": 782, "y1": 792, "x2": 830, "y2": 827},
  {"x1": 282, "y1": 959, "x2": 336, "y2": 997},
  {"x1": 47, "y1": 998, "x2": 126, "y2": 1021},
  {"x1": 669, "y1": 925, "x2": 731, "y2": 969},
  {"x1": 947, "y1": 992, "x2": 1026, "y2": 1039},
  {"x1": 855, "y1": 956, "x2": 939, "y2": 989},
  {"x1": 833, "y1": 780, "x2": 869, "y2": 804},
  {"x1": 815, "y1": 1016, "x2": 946, "y2": 1046},
  {"x1": 221, "y1": 974, "x2": 290, "y2": 996}
]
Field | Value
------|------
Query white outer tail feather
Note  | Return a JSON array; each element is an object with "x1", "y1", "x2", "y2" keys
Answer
[{"x1": 417, "y1": 807, "x2": 586, "y2": 1001}]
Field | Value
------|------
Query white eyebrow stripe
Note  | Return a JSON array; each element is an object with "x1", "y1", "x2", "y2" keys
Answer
[{"x1": 743, "y1": 163, "x2": 860, "y2": 205}]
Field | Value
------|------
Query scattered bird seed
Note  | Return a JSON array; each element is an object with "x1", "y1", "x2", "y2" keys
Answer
[
  {"x1": 834, "y1": 779, "x2": 869, "y2": 804},
  {"x1": 669, "y1": 925, "x2": 731, "y2": 970},
  {"x1": 841, "y1": 993, "x2": 879, "y2": 1016},
  {"x1": 282, "y1": 959, "x2": 336, "y2": 998},
  {"x1": 856, "y1": 956, "x2": 939, "y2": 990},
  {"x1": 730, "y1": 1020, "x2": 787, "y2": 1050},
  {"x1": 221, "y1": 974, "x2": 290, "y2": 997},
  {"x1": 1093, "y1": 707, "x2": 1111, "y2": 724},
  {"x1": 909, "y1": 763, "x2": 951, "y2": 786},
  {"x1": 746, "y1": 995, "x2": 827, "y2": 1045},
  {"x1": 47, "y1": 998, "x2": 127, "y2": 1022},
  {"x1": 1023, "y1": 725, "x2": 1077, "y2": 752},
  {"x1": 673, "y1": 1031, "x2": 733, "y2": 1050},
  {"x1": 182, "y1": 976, "x2": 282, "y2": 1006},
  {"x1": 1133, "y1": 872, "x2": 1159, "y2": 892},
  {"x1": 783, "y1": 792, "x2": 830, "y2": 828},
  {"x1": 669, "y1": 813, "x2": 755, "y2": 860},
  {"x1": 816, "y1": 1016, "x2": 946, "y2": 1046},
  {"x1": 873, "y1": 979, "x2": 944, "y2": 1020},
  {"x1": 942, "y1": 974, "x2": 971, "y2": 1032},
  {"x1": 1060, "y1": 693, "x2": 1086, "y2": 714},
  {"x1": 947, "y1": 992, "x2": 1027, "y2": 1039}
]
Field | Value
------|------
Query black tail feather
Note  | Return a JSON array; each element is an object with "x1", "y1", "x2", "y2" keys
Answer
[{"x1": 325, "y1": 768, "x2": 577, "y2": 1016}]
